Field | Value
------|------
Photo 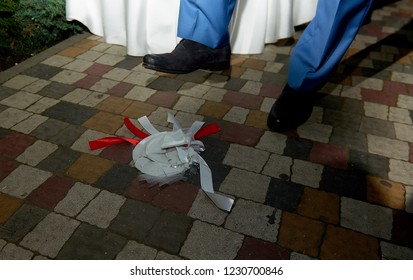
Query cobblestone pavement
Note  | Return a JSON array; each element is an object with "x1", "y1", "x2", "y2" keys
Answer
[{"x1": 1, "y1": 0, "x2": 413, "y2": 260}]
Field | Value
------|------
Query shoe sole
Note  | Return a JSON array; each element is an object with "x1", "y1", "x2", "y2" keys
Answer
[{"x1": 143, "y1": 61, "x2": 230, "y2": 74}]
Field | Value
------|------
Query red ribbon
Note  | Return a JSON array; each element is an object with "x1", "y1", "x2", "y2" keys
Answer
[{"x1": 89, "y1": 117, "x2": 220, "y2": 151}]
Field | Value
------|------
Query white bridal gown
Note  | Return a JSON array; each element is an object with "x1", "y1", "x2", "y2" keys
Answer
[{"x1": 66, "y1": 0, "x2": 318, "y2": 55}]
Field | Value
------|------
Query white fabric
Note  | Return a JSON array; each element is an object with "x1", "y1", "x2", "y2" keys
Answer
[{"x1": 66, "y1": 0, "x2": 318, "y2": 55}]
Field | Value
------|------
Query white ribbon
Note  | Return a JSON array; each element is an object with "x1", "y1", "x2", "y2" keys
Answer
[{"x1": 132, "y1": 115, "x2": 234, "y2": 212}]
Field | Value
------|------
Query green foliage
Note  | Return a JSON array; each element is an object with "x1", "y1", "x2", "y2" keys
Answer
[{"x1": 0, "y1": 0, "x2": 86, "y2": 70}]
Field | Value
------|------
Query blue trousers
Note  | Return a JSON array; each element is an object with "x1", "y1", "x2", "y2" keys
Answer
[{"x1": 177, "y1": 0, "x2": 374, "y2": 93}]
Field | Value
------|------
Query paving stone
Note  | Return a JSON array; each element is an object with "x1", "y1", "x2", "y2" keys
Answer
[
  {"x1": 397, "y1": 94, "x2": 413, "y2": 110},
  {"x1": 220, "y1": 121, "x2": 263, "y2": 146},
  {"x1": 0, "y1": 243, "x2": 34, "y2": 260},
  {"x1": 155, "y1": 251, "x2": 183, "y2": 260},
  {"x1": 389, "y1": 107, "x2": 413, "y2": 124},
  {"x1": 0, "y1": 193, "x2": 24, "y2": 224},
  {"x1": 308, "y1": 142, "x2": 349, "y2": 170},
  {"x1": 38, "y1": 82, "x2": 75, "y2": 99},
  {"x1": 283, "y1": 136, "x2": 313, "y2": 160},
  {"x1": 320, "y1": 225, "x2": 379, "y2": 259},
  {"x1": 297, "y1": 122, "x2": 333, "y2": 143},
  {"x1": 291, "y1": 159, "x2": 324, "y2": 188},
  {"x1": 366, "y1": 176, "x2": 405, "y2": 210},
  {"x1": 381, "y1": 241, "x2": 413, "y2": 260},
  {"x1": 0, "y1": 86, "x2": 17, "y2": 101},
  {"x1": 388, "y1": 159, "x2": 413, "y2": 186},
  {"x1": 37, "y1": 147, "x2": 80, "y2": 175},
  {"x1": 364, "y1": 102, "x2": 389, "y2": 120},
  {"x1": 341, "y1": 197, "x2": 393, "y2": 240},
  {"x1": 95, "y1": 163, "x2": 138, "y2": 194},
  {"x1": 329, "y1": 127, "x2": 368, "y2": 152},
  {"x1": 0, "y1": 204, "x2": 49, "y2": 242},
  {"x1": 60, "y1": 88, "x2": 92, "y2": 103},
  {"x1": 323, "y1": 109, "x2": 362, "y2": 130},
  {"x1": 298, "y1": 188, "x2": 340, "y2": 224},
  {"x1": 145, "y1": 210, "x2": 192, "y2": 254},
  {"x1": 66, "y1": 154, "x2": 114, "y2": 184},
  {"x1": 256, "y1": 131, "x2": 287, "y2": 154},
  {"x1": 265, "y1": 178, "x2": 304, "y2": 212},
  {"x1": 0, "y1": 165, "x2": 52, "y2": 199},
  {"x1": 277, "y1": 212, "x2": 325, "y2": 258},
  {"x1": 222, "y1": 90, "x2": 262, "y2": 109},
  {"x1": 30, "y1": 118, "x2": 69, "y2": 141},
  {"x1": 70, "y1": 129, "x2": 110, "y2": 155},
  {"x1": 50, "y1": 70, "x2": 86, "y2": 85},
  {"x1": 26, "y1": 97, "x2": 60, "y2": 114},
  {"x1": 394, "y1": 123, "x2": 413, "y2": 142},
  {"x1": 187, "y1": 191, "x2": 228, "y2": 226},
  {"x1": 77, "y1": 190, "x2": 126, "y2": 228},
  {"x1": 348, "y1": 150, "x2": 389, "y2": 178},
  {"x1": 109, "y1": 199, "x2": 162, "y2": 241},
  {"x1": 54, "y1": 182, "x2": 99, "y2": 217},
  {"x1": 200, "y1": 136, "x2": 230, "y2": 164},
  {"x1": 152, "y1": 182, "x2": 199, "y2": 215},
  {"x1": 203, "y1": 87, "x2": 226, "y2": 102},
  {"x1": 392, "y1": 210, "x2": 413, "y2": 248},
  {"x1": 0, "y1": 239, "x2": 6, "y2": 250},
  {"x1": 56, "y1": 223, "x2": 126, "y2": 260},
  {"x1": 123, "y1": 71, "x2": 158, "y2": 87},
  {"x1": 220, "y1": 168, "x2": 270, "y2": 203},
  {"x1": 320, "y1": 167, "x2": 367, "y2": 200},
  {"x1": 20, "y1": 213, "x2": 80, "y2": 258},
  {"x1": 83, "y1": 111, "x2": 124, "y2": 134},
  {"x1": 361, "y1": 117, "x2": 397, "y2": 138},
  {"x1": 262, "y1": 154, "x2": 293, "y2": 179},
  {"x1": 0, "y1": 108, "x2": 32, "y2": 129},
  {"x1": 16, "y1": 140, "x2": 58, "y2": 167},
  {"x1": 2, "y1": 75, "x2": 39, "y2": 90},
  {"x1": 225, "y1": 199, "x2": 281, "y2": 242},
  {"x1": 146, "y1": 91, "x2": 180, "y2": 108},
  {"x1": 236, "y1": 237, "x2": 289, "y2": 260},
  {"x1": 42, "y1": 101, "x2": 98, "y2": 125},
  {"x1": 23, "y1": 64, "x2": 63, "y2": 80},
  {"x1": 180, "y1": 220, "x2": 243, "y2": 260},
  {"x1": 49, "y1": 124, "x2": 87, "y2": 147},
  {"x1": 0, "y1": 91, "x2": 42, "y2": 110},
  {"x1": 223, "y1": 106, "x2": 249, "y2": 124},
  {"x1": 26, "y1": 175, "x2": 74, "y2": 210},
  {"x1": 223, "y1": 144, "x2": 269, "y2": 173},
  {"x1": 174, "y1": 95, "x2": 205, "y2": 114},
  {"x1": 116, "y1": 240, "x2": 157, "y2": 260},
  {"x1": 0, "y1": 131, "x2": 36, "y2": 159},
  {"x1": 41, "y1": 55, "x2": 74, "y2": 67},
  {"x1": 11, "y1": 114, "x2": 48, "y2": 134}
]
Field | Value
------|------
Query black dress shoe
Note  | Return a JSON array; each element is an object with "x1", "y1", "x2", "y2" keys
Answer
[
  {"x1": 142, "y1": 39, "x2": 231, "y2": 74},
  {"x1": 267, "y1": 84, "x2": 315, "y2": 132}
]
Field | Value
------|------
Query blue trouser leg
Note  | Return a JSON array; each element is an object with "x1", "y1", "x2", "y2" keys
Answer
[
  {"x1": 177, "y1": 0, "x2": 237, "y2": 48},
  {"x1": 288, "y1": 0, "x2": 374, "y2": 93}
]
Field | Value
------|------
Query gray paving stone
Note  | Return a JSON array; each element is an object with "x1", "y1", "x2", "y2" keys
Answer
[
  {"x1": 155, "y1": 251, "x2": 183, "y2": 260},
  {"x1": 77, "y1": 190, "x2": 126, "y2": 228},
  {"x1": 70, "y1": 129, "x2": 110, "y2": 155},
  {"x1": 115, "y1": 241, "x2": 157, "y2": 260},
  {"x1": 37, "y1": 147, "x2": 81, "y2": 175},
  {"x1": 0, "y1": 108, "x2": 32, "y2": 129},
  {"x1": 297, "y1": 122, "x2": 333, "y2": 143},
  {"x1": 223, "y1": 144, "x2": 270, "y2": 173},
  {"x1": 0, "y1": 243, "x2": 34, "y2": 260},
  {"x1": 26, "y1": 97, "x2": 60, "y2": 114},
  {"x1": 256, "y1": 131, "x2": 287, "y2": 154},
  {"x1": 225, "y1": 199, "x2": 281, "y2": 242},
  {"x1": 0, "y1": 165, "x2": 52, "y2": 199},
  {"x1": 389, "y1": 107, "x2": 413, "y2": 124},
  {"x1": 56, "y1": 223, "x2": 127, "y2": 260},
  {"x1": 54, "y1": 182, "x2": 100, "y2": 217},
  {"x1": 30, "y1": 118, "x2": 69, "y2": 140},
  {"x1": 180, "y1": 220, "x2": 244, "y2": 260},
  {"x1": 367, "y1": 134, "x2": 409, "y2": 161},
  {"x1": 220, "y1": 168, "x2": 270, "y2": 203},
  {"x1": 0, "y1": 86, "x2": 17, "y2": 101},
  {"x1": 341, "y1": 197, "x2": 393, "y2": 240},
  {"x1": 11, "y1": 114, "x2": 48, "y2": 134},
  {"x1": 2, "y1": 75, "x2": 39, "y2": 90},
  {"x1": 109, "y1": 200, "x2": 162, "y2": 241},
  {"x1": 50, "y1": 70, "x2": 86, "y2": 85},
  {"x1": 20, "y1": 213, "x2": 80, "y2": 258},
  {"x1": 394, "y1": 123, "x2": 413, "y2": 142},
  {"x1": 360, "y1": 117, "x2": 396, "y2": 138},
  {"x1": 262, "y1": 154, "x2": 293, "y2": 179},
  {"x1": 49, "y1": 124, "x2": 87, "y2": 147},
  {"x1": 0, "y1": 204, "x2": 49, "y2": 243},
  {"x1": 389, "y1": 159, "x2": 413, "y2": 186},
  {"x1": 39, "y1": 82, "x2": 75, "y2": 99},
  {"x1": 0, "y1": 91, "x2": 42, "y2": 110},
  {"x1": 290, "y1": 252, "x2": 317, "y2": 260},
  {"x1": 381, "y1": 241, "x2": 413, "y2": 260},
  {"x1": 173, "y1": 95, "x2": 205, "y2": 114},
  {"x1": 23, "y1": 64, "x2": 63, "y2": 80},
  {"x1": 330, "y1": 128, "x2": 368, "y2": 152},
  {"x1": 188, "y1": 191, "x2": 228, "y2": 226},
  {"x1": 42, "y1": 101, "x2": 99, "y2": 125},
  {"x1": 291, "y1": 159, "x2": 324, "y2": 188},
  {"x1": 16, "y1": 140, "x2": 58, "y2": 167},
  {"x1": 144, "y1": 210, "x2": 192, "y2": 254}
]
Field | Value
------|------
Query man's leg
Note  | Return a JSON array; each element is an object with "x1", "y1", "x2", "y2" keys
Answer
[
  {"x1": 143, "y1": 0, "x2": 236, "y2": 74},
  {"x1": 267, "y1": 0, "x2": 374, "y2": 132}
]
